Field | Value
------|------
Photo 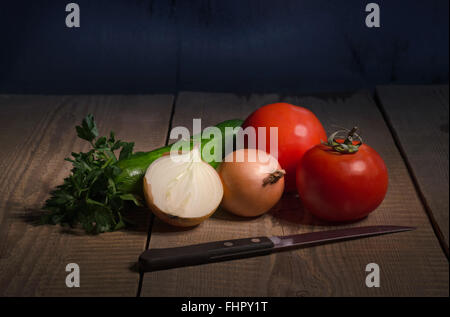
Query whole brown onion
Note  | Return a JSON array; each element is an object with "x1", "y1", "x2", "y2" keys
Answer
[{"x1": 218, "y1": 149, "x2": 285, "y2": 217}]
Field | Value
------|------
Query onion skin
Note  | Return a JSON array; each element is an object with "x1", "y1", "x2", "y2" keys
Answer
[
  {"x1": 218, "y1": 149, "x2": 285, "y2": 217},
  {"x1": 143, "y1": 177, "x2": 218, "y2": 227}
]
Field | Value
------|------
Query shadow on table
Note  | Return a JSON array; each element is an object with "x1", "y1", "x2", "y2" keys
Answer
[
  {"x1": 269, "y1": 193, "x2": 366, "y2": 228},
  {"x1": 8, "y1": 200, "x2": 151, "y2": 234},
  {"x1": 208, "y1": 193, "x2": 327, "y2": 225},
  {"x1": 210, "y1": 206, "x2": 260, "y2": 222},
  {"x1": 149, "y1": 218, "x2": 198, "y2": 233},
  {"x1": 150, "y1": 205, "x2": 261, "y2": 233},
  {"x1": 269, "y1": 192, "x2": 329, "y2": 227},
  {"x1": 151, "y1": 192, "x2": 361, "y2": 233}
]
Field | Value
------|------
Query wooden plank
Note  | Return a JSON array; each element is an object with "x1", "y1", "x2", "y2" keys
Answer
[
  {"x1": 0, "y1": 94, "x2": 173, "y2": 296},
  {"x1": 376, "y1": 85, "x2": 449, "y2": 251},
  {"x1": 141, "y1": 91, "x2": 449, "y2": 297}
]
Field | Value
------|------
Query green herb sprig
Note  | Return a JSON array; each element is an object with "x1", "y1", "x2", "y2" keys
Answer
[{"x1": 41, "y1": 114, "x2": 141, "y2": 234}]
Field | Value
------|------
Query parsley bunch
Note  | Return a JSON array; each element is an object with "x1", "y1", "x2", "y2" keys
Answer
[{"x1": 41, "y1": 114, "x2": 141, "y2": 234}]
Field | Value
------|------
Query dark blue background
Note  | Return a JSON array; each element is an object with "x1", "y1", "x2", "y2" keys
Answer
[{"x1": 0, "y1": 0, "x2": 448, "y2": 94}]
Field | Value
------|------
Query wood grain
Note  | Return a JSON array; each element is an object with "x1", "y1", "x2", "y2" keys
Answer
[
  {"x1": 0, "y1": 94, "x2": 173, "y2": 296},
  {"x1": 141, "y1": 91, "x2": 449, "y2": 297},
  {"x1": 376, "y1": 85, "x2": 449, "y2": 251}
]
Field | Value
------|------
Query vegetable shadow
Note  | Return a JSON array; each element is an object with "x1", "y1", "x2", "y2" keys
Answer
[
  {"x1": 8, "y1": 200, "x2": 151, "y2": 234},
  {"x1": 269, "y1": 193, "x2": 327, "y2": 227},
  {"x1": 121, "y1": 206, "x2": 153, "y2": 233},
  {"x1": 210, "y1": 206, "x2": 260, "y2": 221},
  {"x1": 269, "y1": 193, "x2": 365, "y2": 227},
  {"x1": 10, "y1": 207, "x2": 88, "y2": 236},
  {"x1": 149, "y1": 207, "x2": 263, "y2": 234},
  {"x1": 150, "y1": 218, "x2": 199, "y2": 233}
]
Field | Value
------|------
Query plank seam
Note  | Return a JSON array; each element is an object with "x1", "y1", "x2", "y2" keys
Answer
[
  {"x1": 136, "y1": 91, "x2": 179, "y2": 297},
  {"x1": 373, "y1": 89, "x2": 449, "y2": 259}
]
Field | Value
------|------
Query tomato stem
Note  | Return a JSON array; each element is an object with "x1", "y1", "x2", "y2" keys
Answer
[{"x1": 323, "y1": 126, "x2": 363, "y2": 154}]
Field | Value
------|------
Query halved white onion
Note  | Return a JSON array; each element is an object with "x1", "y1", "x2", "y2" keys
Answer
[{"x1": 143, "y1": 147, "x2": 223, "y2": 226}]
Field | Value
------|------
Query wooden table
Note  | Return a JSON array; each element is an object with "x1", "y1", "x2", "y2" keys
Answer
[{"x1": 0, "y1": 86, "x2": 448, "y2": 297}]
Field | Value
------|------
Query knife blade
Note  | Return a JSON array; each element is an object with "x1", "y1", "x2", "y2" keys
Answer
[{"x1": 138, "y1": 225, "x2": 414, "y2": 273}]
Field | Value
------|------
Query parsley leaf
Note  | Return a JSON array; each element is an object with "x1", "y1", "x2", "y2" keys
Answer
[
  {"x1": 41, "y1": 114, "x2": 141, "y2": 234},
  {"x1": 75, "y1": 113, "x2": 98, "y2": 142}
]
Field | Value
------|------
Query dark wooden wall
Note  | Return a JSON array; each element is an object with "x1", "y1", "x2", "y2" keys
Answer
[{"x1": 0, "y1": 0, "x2": 448, "y2": 94}]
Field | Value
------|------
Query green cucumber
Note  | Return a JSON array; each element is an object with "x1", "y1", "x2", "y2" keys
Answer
[{"x1": 115, "y1": 119, "x2": 243, "y2": 195}]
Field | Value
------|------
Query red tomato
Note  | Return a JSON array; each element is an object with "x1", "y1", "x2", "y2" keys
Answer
[
  {"x1": 296, "y1": 139, "x2": 388, "y2": 222},
  {"x1": 242, "y1": 103, "x2": 326, "y2": 191}
]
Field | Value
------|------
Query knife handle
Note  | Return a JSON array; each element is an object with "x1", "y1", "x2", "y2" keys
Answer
[{"x1": 138, "y1": 236, "x2": 274, "y2": 272}]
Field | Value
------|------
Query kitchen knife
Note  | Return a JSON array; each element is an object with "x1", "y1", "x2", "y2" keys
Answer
[{"x1": 138, "y1": 225, "x2": 414, "y2": 273}]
